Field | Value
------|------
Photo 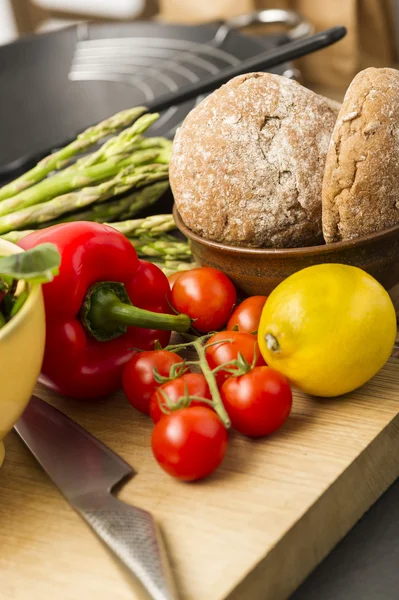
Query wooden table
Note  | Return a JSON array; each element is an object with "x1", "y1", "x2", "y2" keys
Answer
[{"x1": 1, "y1": 355, "x2": 399, "y2": 600}]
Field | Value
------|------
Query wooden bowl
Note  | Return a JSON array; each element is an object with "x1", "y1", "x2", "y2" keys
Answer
[{"x1": 173, "y1": 206, "x2": 399, "y2": 305}]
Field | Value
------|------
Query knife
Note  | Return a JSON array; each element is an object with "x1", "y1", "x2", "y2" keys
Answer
[{"x1": 14, "y1": 395, "x2": 178, "y2": 600}]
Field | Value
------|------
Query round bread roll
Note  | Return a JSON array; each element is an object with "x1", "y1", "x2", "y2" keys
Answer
[
  {"x1": 322, "y1": 67, "x2": 399, "y2": 243},
  {"x1": 170, "y1": 73, "x2": 338, "y2": 248}
]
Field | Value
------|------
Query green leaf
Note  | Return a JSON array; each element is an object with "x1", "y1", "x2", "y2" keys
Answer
[
  {"x1": 0, "y1": 243, "x2": 61, "y2": 284},
  {"x1": 10, "y1": 289, "x2": 29, "y2": 317}
]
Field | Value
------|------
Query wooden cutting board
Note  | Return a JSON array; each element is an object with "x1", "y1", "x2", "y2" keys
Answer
[{"x1": 1, "y1": 358, "x2": 399, "y2": 600}]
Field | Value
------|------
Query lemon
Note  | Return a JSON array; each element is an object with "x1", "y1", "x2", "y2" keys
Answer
[{"x1": 258, "y1": 264, "x2": 396, "y2": 397}]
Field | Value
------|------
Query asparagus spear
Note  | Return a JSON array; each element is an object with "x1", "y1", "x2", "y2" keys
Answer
[
  {"x1": 107, "y1": 214, "x2": 176, "y2": 236},
  {"x1": 131, "y1": 137, "x2": 173, "y2": 151},
  {"x1": 1, "y1": 230, "x2": 35, "y2": 243},
  {"x1": 130, "y1": 237, "x2": 192, "y2": 261},
  {"x1": 1, "y1": 213, "x2": 176, "y2": 243},
  {"x1": 70, "y1": 113, "x2": 160, "y2": 170},
  {"x1": 151, "y1": 260, "x2": 196, "y2": 277},
  {"x1": 0, "y1": 107, "x2": 147, "y2": 202},
  {"x1": 0, "y1": 165, "x2": 168, "y2": 234},
  {"x1": 48, "y1": 181, "x2": 170, "y2": 225},
  {"x1": 0, "y1": 148, "x2": 168, "y2": 218}
]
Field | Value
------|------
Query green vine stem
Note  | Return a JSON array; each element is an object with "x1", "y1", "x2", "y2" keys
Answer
[
  {"x1": 193, "y1": 338, "x2": 231, "y2": 428},
  {"x1": 164, "y1": 336, "x2": 231, "y2": 428},
  {"x1": 153, "y1": 361, "x2": 189, "y2": 385},
  {"x1": 188, "y1": 395, "x2": 215, "y2": 407}
]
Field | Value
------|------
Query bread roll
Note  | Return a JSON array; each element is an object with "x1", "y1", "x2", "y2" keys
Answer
[
  {"x1": 170, "y1": 73, "x2": 337, "y2": 248},
  {"x1": 322, "y1": 67, "x2": 399, "y2": 243}
]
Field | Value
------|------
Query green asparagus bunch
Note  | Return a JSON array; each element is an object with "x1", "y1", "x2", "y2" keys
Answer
[
  {"x1": 0, "y1": 110, "x2": 172, "y2": 219},
  {"x1": 0, "y1": 145, "x2": 170, "y2": 219},
  {"x1": 51, "y1": 181, "x2": 170, "y2": 224},
  {"x1": 0, "y1": 107, "x2": 147, "y2": 202},
  {"x1": 0, "y1": 165, "x2": 169, "y2": 234},
  {"x1": 0, "y1": 107, "x2": 195, "y2": 275}
]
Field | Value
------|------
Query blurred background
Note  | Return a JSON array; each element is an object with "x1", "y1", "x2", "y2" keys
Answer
[{"x1": 1, "y1": 0, "x2": 397, "y2": 98}]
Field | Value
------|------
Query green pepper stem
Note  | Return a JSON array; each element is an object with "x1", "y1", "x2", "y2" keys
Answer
[
  {"x1": 81, "y1": 281, "x2": 191, "y2": 342},
  {"x1": 103, "y1": 301, "x2": 191, "y2": 331}
]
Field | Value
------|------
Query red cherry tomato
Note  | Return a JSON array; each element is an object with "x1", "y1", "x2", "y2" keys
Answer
[
  {"x1": 150, "y1": 372, "x2": 212, "y2": 423},
  {"x1": 221, "y1": 366, "x2": 292, "y2": 437},
  {"x1": 168, "y1": 271, "x2": 183, "y2": 290},
  {"x1": 170, "y1": 267, "x2": 236, "y2": 333},
  {"x1": 205, "y1": 330, "x2": 266, "y2": 386},
  {"x1": 227, "y1": 296, "x2": 268, "y2": 335},
  {"x1": 151, "y1": 406, "x2": 228, "y2": 481},
  {"x1": 122, "y1": 350, "x2": 184, "y2": 415}
]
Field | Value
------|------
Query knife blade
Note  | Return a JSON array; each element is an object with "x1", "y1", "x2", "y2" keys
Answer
[{"x1": 14, "y1": 395, "x2": 178, "y2": 600}]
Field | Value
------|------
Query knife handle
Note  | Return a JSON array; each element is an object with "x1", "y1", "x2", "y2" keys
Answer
[{"x1": 75, "y1": 492, "x2": 178, "y2": 600}]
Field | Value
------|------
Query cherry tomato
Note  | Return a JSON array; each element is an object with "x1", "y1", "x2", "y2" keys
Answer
[
  {"x1": 151, "y1": 406, "x2": 228, "y2": 481},
  {"x1": 221, "y1": 366, "x2": 292, "y2": 437},
  {"x1": 205, "y1": 330, "x2": 266, "y2": 385},
  {"x1": 168, "y1": 271, "x2": 183, "y2": 289},
  {"x1": 171, "y1": 267, "x2": 236, "y2": 333},
  {"x1": 227, "y1": 296, "x2": 268, "y2": 335},
  {"x1": 122, "y1": 350, "x2": 185, "y2": 415},
  {"x1": 150, "y1": 372, "x2": 212, "y2": 423}
]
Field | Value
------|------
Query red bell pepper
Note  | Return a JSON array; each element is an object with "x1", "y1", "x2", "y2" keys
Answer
[{"x1": 19, "y1": 221, "x2": 191, "y2": 399}]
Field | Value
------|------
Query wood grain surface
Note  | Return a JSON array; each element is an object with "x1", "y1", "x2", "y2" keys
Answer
[{"x1": 1, "y1": 359, "x2": 399, "y2": 600}]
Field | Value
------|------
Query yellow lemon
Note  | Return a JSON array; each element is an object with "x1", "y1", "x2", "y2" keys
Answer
[{"x1": 258, "y1": 264, "x2": 396, "y2": 397}]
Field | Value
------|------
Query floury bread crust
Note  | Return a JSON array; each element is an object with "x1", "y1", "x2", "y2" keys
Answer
[
  {"x1": 170, "y1": 73, "x2": 337, "y2": 248},
  {"x1": 322, "y1": 67, "x2": 399, "y2": 243}
]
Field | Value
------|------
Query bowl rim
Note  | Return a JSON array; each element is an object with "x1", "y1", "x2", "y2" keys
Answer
[
  {"x1": 173, "y1": 205, "x2": 399, "y2": 255},
  {"x1": 0, "y1": 238, "x2": 42, "y2": 342}
]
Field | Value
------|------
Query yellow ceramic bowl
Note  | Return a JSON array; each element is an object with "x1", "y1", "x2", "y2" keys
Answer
[{"x1": 0, "y1": 239, "x2": 46, "y2": 467}]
